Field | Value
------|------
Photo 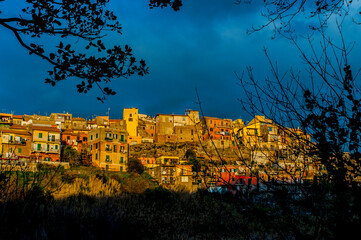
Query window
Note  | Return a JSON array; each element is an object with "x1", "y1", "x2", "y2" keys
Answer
[
  {"x1": 37, "y1": 144, "x2": 41, "y2": 150},
  {"x1": 113, "y1": 134, "x2": 118, "y2": 139},
  {"x1": 95, "y1": 143, "x2": 98, "y2": 149},
  {"x1": 181, "y1": 176, "x2": 188, "y2": 182},
  {"x1": 95, "y1": 153, "x2": 98, "y2": 160},
  {"x1": 18, "y1": 148, "x2": 22, "y2": 154},
  {"x1": 120, "y1": 166, "x2": 124, "y2": 171},
  {"x1": 221, "y1": 169, "x2": 226, "y2": 172},
  {"x1": 113, "y1": 145, "x2": 117, "y2": 152},
  {"x1": 90, "y1": 135, "x2": 93, "y2": 140},
  {"x1": 269, "y1": 127, "x2": 273, "y2": 132},
  {"x1": 55, "y1": 145, "x2": 58, "y2": 150},
  {"x1": 106, "y1": 132, "x2": 112, "y2": 139},
  {"x1": 254, "y1": 129, "x2": 258, "y2": 135},
  {"x1": 38, "y1": 133, "x2": 42, "y2": 138},
  {"x1": 120, "y1": 135, "x2": 124, "y2": 142},
  {"x1": 90, "y1": 145, "x2": 93, "y2": 151},
  {"x1": 106, "y1": 144, "x2": 110, "y2": 151},
  {"x1": 120, "y1": 156, "x2": 124, "y2": 163},
  {"x1": 47, "y1": 145, "x2": 49, "y2": 151},
  {"x1": 67, "y1": 136, "x2": 70, "y2": 141},
  {"x1": 96, "y1": 133, "x2": 98, "y2": 138},
  {"x1": 106, "y1": 155, "x2": 110, "y2": 162}
]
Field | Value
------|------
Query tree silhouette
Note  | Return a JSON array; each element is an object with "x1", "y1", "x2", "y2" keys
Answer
[{"x1": 0, "y1": 0, "x2": 180, "y2": 101}]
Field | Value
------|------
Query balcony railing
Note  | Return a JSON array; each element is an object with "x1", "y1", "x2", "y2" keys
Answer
[
  {"x1": 47, "y1": 138, "x2": 60, "y2": 142},
  {"x1": 7, "y1": 140, "x2": 26, "y2": 145}
]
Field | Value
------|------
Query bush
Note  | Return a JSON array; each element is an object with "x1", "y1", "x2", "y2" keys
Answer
[{"x1": 127, "y1": 158, "x2": 144, "y2": 174}]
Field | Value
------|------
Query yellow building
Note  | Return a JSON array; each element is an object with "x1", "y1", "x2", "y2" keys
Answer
[
  {"x1": 0, "y1": 125, "x2": 32, "y2": 159},
  {"x1": 123, "y1": 108, "x2": 138, "y2": 136},
  {"x1": 0, "y1": 113, "x2": 13, "y2": 127},
  {"x1": 12, "y1": 115, "x2": 24, "y2": 125},
  {"x1": 185, "y1": 110, "x2": 200, "y2": 125},
  {"x1": 153, "y1": 156, "x2": 180, "y2": 186},
  {"x1": 50, "y1": 113, "x2": 72, "y2": 129},
  {"x1": 243, "y1": 115, "x2": 279, "y2": 150},
  {"x1": 123, "y1": 108, "x2": 141, "y2": 145},
  {"x1": 155, "y1": 110, "x2": 201, "y2": 143},
  {"x1": 89, "y1": 128, "x2": 128, "y2": 171},
  {"x1": 30, "y1": 126, "x2": 61, "y2": 161}
]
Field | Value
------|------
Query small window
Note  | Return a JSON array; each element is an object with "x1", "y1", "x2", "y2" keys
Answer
[
  {"x1": 91, "y1": 135, "x2": 93, "y2": 140},
  {"x1": 55, "y1": 145, "x2": 58, "y2": 150},
  {"x1": 269, "y1": 127, "x2": 273, "y2": 132},
  {"x1": 120, "y1": 156, "x2": 124, "y2": 163},
  {"x1": 96, "y1": 133, "x2": 98, "y2": 138},
  {"x1": 95, "y1": 153, "x2": 98, "y2": 160},
  {"x1": 120, "y1": 135, "x2": 124, "y2": 142},
  {"x1": 113, "y1": 134, "x2": 118, "y2": 139},
  {"x1": 113, "y1": 145, "x2": 117, "y2": 152},
  {"x1": 37, "y1": 144, "x2": 41, "y2": 150},
  {"x1": 38, "y1": 133, "x2": 43, "y2": 138}
]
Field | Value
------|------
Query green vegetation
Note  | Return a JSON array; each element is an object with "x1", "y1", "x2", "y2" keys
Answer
[{"x1": 0, "y1": 164, "x2": 360, "y2": 239}]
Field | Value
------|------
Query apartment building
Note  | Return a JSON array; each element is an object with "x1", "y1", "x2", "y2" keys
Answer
[
  {"x1": 30, "y1": 126, "x2": 61, "y2": 161},
  {"x1": 0, "y1": 125, "x2": 32, "y2": 159},
  {"x1": 89, "y1": 128, "x2": 128, "y2": 171}
]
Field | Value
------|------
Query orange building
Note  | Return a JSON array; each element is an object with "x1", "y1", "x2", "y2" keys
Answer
[
  {"x1": 61, "y1": 129, "x2": 89, "y2": 152},
  {"x1": 201, "y1": 117, "x2": 232, "y2": 141}
]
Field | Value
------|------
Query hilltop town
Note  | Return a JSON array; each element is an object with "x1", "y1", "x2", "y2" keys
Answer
[{"x1": 0, "y1": 108, "x2": 320, "y2": 192}]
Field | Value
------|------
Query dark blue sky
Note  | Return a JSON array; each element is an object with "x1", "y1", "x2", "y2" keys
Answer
[{"x1": 1, "y1": 1, "x2": 361, "y2": 121}]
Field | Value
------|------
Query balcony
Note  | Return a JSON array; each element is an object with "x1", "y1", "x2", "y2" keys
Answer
[
  {"x1": 7, "y1": 140, "x2": 26, "y2": 145},
  {"x1": 47, "y1": 138, "x2": 60, "y2": 142}
]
